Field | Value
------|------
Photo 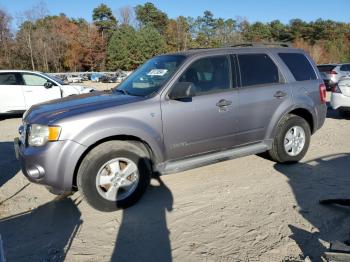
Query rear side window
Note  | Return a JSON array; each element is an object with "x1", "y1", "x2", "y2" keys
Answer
[
  {"x1": 279, "y1": 53, "x2": 317, "y2": 81},
  {"x1": 237, "y1": 54, "x2": 281, "y2": 87},
  {"x1": 0, "y1": 73, "x2": 21, "y2": 85}
]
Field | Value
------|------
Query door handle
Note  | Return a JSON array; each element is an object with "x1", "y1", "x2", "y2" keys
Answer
[
  {"x1": 274, "y1": 91, "x2": 287, "y2": 98},
  {"x1": 216, "y1": 99, "x2": 232, "y2": 107}
]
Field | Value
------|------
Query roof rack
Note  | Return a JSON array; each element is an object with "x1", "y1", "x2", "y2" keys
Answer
[
  {"x1": 185, "y1": 42, "x2": 292, "y2": 52},
  {"x1": 187, "y1": 47, "x2": 211, "y2": 50},
  {"x1": 227, "y1": 42, "x2": 292, "y2": 48}
]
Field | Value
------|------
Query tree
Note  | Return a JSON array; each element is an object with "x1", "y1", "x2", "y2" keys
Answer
[
  {"x1": 0, "y1": 9, "x2": 13, "y2": 69},
  {"x1": 194, "y1": 10, "x2": 217, "y2": 47},
  {"x1": 118, "y1": 6, "x2": 134, "y2": 26},
  {"x1": 107, "y1": 25, "x2": 142, "y2": 70},
  {"x1": 269, "y1": 20, "x2": 291, "y2": 42},
  {"x1": 135, "y1": 2, "x2": 168, "y2": 34},
  {"x1": 92, "y1": 4, "x2": 117, "y2": 33},
  {"x1": 289, "y1": 19, "x2": 309, "y2": 41},
  {"x1": 139, "y1": 25, "x2": 166, "y2": 61},
  {"x1": 165, "y1": 16, "x2": 190, "y2": 51},
  {"x1": 4, "y1": 1, "x2": 350, "y2": 72},
  {"x1": 243, "y1": 22, "x2": 272, "y2": 42},
  {"x1": 107, "y1": 25, "x2": 166, "y2": 71},
  {"x1": 80, "y1": 24, "x2": 106, "y2": 71},
  {"x1": 212, "y1": 18, "x2": 238, "y2": 46},
  {"x1": 14, "y1": 1, "x2": 49, "y2": 71}
]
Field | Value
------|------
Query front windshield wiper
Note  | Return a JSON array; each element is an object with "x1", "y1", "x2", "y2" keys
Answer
[
  {"x1": 114, "y1": 89, "x2": 130, "y2": 95},
  {"x1": 114, "y1": 88, "x2": 144, "y2": 97}
]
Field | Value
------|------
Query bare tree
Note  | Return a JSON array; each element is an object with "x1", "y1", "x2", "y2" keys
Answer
[
  {"x1": 118, "y1": 6, "x2": 135, "y2": 26},
  {"x1": 16, "y1": 1, "x2": 48, "y2": 70},
  {"x1": 0, "y1": 9, "x2": 13, "y2": 68}
]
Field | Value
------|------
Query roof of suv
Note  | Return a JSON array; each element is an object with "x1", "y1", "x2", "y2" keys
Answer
[{"x1": 167, "y1": 46, "x2": 303, "y2": 57}]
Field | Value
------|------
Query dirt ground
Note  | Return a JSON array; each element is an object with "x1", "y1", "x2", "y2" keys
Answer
[
  {"x1": 0, "y1": 91, "x2": 350, "y2": 262},
  {"x1": 80, "y1": 81, "x2": 117, "y2": 91}
]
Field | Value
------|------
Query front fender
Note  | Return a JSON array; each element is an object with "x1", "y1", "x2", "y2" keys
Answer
[
  {"x1": 60, "y1": 114, "x2": 164, "y2": 164},
  {"x1": 86, "y1": 120, "x2": 163, "y2": 163}
]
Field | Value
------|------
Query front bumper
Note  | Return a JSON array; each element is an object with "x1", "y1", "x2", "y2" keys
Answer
[
  {"x1": 14, "y1": 138, "x2": 87, "y2": 191},
  {"x1": 331, "y1": 93, "x2": 350, "y2": 110}
]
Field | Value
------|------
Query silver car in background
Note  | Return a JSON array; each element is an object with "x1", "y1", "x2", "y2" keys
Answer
[{"x1": 318, "y1": 64, "x2": 350, "y2": 90}]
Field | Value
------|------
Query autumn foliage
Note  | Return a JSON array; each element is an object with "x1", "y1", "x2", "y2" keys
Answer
[{"x1": 0, "y1": 3, "x2": 350, "y2": 72}]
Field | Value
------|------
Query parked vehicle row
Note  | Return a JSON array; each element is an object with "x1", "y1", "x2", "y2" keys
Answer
[
  {"x1": 66, "y1": 75, "x2": 83, "y2": 83},
  {"x1": 0, "y1": 70, "x2": 93, "y2": 115},
  {"x1": 52, "y1": 70, "x2": 132, "y2": 84},
  {"x1": 317, "y1": 63, "x2": 350, "y2": 90},
  {"x1": 15, "y1": 44, "x2": 327, "y2": 211},
  {"x1": 316, "y1": 63, "x2": 350, "y2": 116}
]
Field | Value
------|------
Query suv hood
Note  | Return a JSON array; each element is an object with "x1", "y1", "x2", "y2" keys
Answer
[{"x1": 24, "y1": 91, "x2": 145, "y2": 124}]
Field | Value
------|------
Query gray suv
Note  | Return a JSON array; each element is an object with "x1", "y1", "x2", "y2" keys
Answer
[{"x1": 15, "y1": 45, "x2": 327, "y2": 211}]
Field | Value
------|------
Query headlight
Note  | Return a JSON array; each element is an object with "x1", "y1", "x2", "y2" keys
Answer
[{"x1": 28, "y1": 124, "x2": 61, "y2": 147}]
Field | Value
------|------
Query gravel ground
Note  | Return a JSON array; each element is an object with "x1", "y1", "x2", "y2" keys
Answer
[
  {"x1": 80, "y1": 81, "x2": 117, "y2": 91},
  {"x1": 0, "y1": 92, "x2": 350, "y2": 262}
]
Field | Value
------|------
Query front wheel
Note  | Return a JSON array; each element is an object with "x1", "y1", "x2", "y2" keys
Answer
[
  {"x1": 77, "y1": 141, "x2": 151, "y2": 212},
  {"x1": 268, "y1": 114, "x2": 311, "y2": 163}
]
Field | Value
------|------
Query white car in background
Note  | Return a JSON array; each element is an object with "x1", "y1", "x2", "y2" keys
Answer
[
  {"x1": 67, "y1": 75, "x2": 83, "y2": 83},
  {"x1": 331, "y1": 77, "x2": 350, "y2": 116},
  {"x1": 0, "y1": 70, "x2": 93, "y2": 115}
]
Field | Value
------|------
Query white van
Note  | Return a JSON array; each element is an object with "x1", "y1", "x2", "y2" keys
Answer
[{"x1": 0, "y1": 70, "x2": 93, "y2": 114}]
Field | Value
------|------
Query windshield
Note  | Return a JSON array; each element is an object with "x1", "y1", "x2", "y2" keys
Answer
[
  {"x1": 42, "y1": 73, "x2": 66, "y2": 85},
  {"x1": 114, "y1": 55, "x2": 186, "y2": 96}
]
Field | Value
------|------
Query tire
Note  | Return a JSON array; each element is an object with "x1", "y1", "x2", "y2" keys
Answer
[
  {"x1": 268, "y1": 114, "x2": 311, "y2": 163},
  {"x1": 77, "y1": 141, "x2": 151, "y2": 212}
]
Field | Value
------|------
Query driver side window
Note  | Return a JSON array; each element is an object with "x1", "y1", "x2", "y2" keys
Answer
[
  {"x1": 179, "y1": 56, "x2": 231, "y2": 95},
  {"x1": 22, "y1": 74, "x2": 49, "y2": 86}
]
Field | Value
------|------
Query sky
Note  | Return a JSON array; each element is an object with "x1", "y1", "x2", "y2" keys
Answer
[{"x1": 1, "y1": 0, "x2": 350, "y2": 28}]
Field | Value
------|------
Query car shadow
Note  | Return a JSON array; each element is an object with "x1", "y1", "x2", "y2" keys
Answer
[
  {"x1": 0, "y1": 141, "x2": 20, "y2": 188},
  {"x1": 326, "y1": 102, "x2": 338, "y2": 119},
  {"x1": 111, "y1": 176, "x2": 174, "y2": 262},
  {"x1": 326, "y1": 102, "x2": 350, "y2": 120},
  {"x1": 0, "y1": 197, "x2": 82, "y2": 261},
  {"x1": 327, "y1": 109, "x2": 350, "y2": 120},
  {"x1": 326, "y1": 107, "x2": 342, "y2": 120},
  {"x1": 274, "y1": 154, "x2": 350, "y2": 261},
  {"x1": 0, "y1": 113, "x2": 23, "y2": 122}
]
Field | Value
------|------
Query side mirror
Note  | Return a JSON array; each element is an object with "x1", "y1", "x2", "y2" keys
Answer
[
  {"x1": 169, "y1": 82, "x2": 195, "y2": 100},
  {"x1": 44, "y1": 81, "x2": 53, "y2": 89}
]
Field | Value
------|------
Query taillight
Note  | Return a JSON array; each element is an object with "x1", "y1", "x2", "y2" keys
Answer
[
  {"x1": 319, "y1": 83, "x2": 327, "y2": 104},
  {"x1": 332, "y1": 84, "x2": 342, "y2": 93},
  {"x1": 330, "y1": 70, "x2": 338, "y2": 75}
]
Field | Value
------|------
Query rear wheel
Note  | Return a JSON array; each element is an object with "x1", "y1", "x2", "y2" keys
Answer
[
  {"x1": 77, "y1": 141, "x2": 151, "y2": 212},
  {"x1": 268, "y1": 114, "x2": 311, "y2": 163}
]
